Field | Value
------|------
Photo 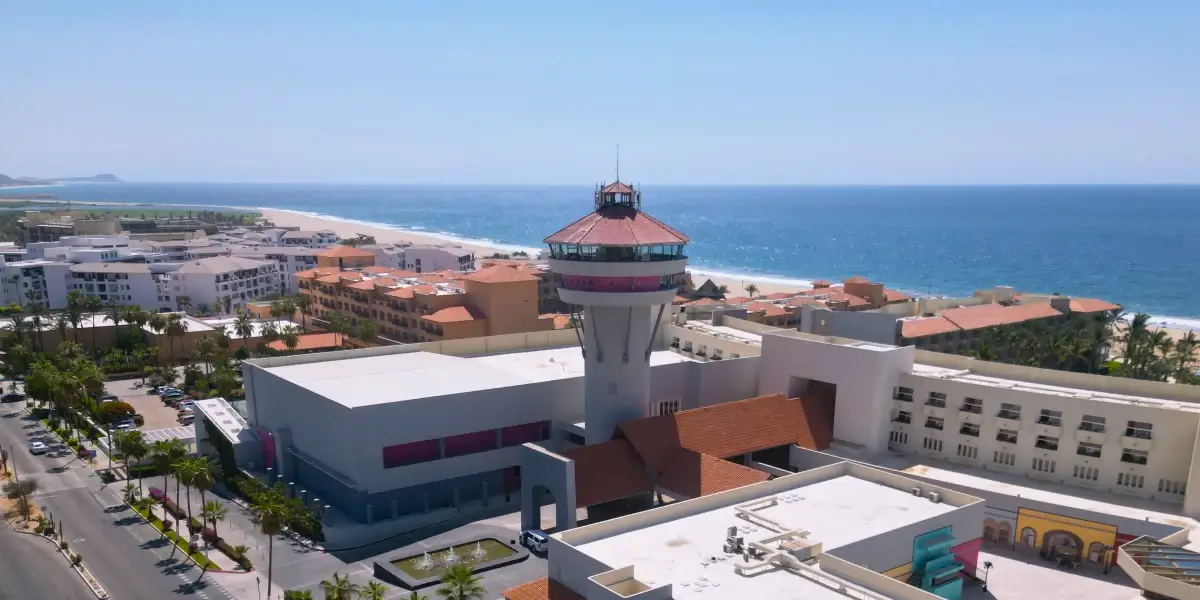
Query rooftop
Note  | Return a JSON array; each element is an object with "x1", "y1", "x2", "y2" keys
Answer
[
  {"x1": 261, "y1": 346, "x2": 693, "y2": 408},
  {"x1": 193, "y1": 397, "x2": 252, "y2": 444},
  {"x1": 569, "y1": 469, "x2": 967, "y2": 600},
  {"x1": 171, "y1": 256, "x2": 275, "y2": 274},
  {"x1": 317, "y1": 245, "x2": 376, "y2": 259},
  {"x1": 544, "y1": 204, "x2": 689, "y2": 246}
]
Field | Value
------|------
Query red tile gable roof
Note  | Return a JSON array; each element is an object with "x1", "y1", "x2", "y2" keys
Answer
[
  {"x1": 941, "y1": 302, "x2": 1064, "y2": 331},
  {"x1": 884, "y1": 288, "x2": 912, "y2": 302},
  {"x1": 388, "y1": 269, "x2": 420, "y2": 278},
  {"x1": 346, "y1": 280, "x2": 376, "y2": 291},
  {"x1": 460, "y1": 265, "x2": 539, "y2": 283},
  {"x1": 901, "y1": 316, "x2": 961, "y2": 339},
  {"x1": 361, "y1": 265, "x2": 391, "y2": 274},
  {"x1": 561, "y1": 439, "x2": 651, "y2": 507},
  {"x1": 1069, "y1": 297, "x2": 1122, "y2": 313},
  {"x1": 267, "y1": 333, "x2": 342, "y2": 352},
  {"x1": 657, "y1": 449, "x2": 769, "y2": 498},
  {"x1": 317, "y1": 245, "x2": 376, "y2": 259},
  {"x1": 503, "y1": 578, "x2": 585, "y2": 600},
  {"x1": 424, "y1": 306, "x2": 483, "y2": 323},
  {"x1": 543, "y1": 204, "x2": 689, "y2": 246},
  {"x1": 600, "y1": 181, "x2": 635, "y2": 194}
]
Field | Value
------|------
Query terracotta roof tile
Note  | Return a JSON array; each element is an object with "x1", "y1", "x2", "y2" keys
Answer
[
  {"x1": 361, "y1": 266, "x2": 392, "y2": 274},
  {"x1": 460, "y1": 265, "x2": 539, "y2": 283},
  {"x1": 388, "y1": 269, "x2": 420, "y2": 278},
  {"x1": 561, "y1": 439, "x2": 650, "y2": 507},
  {"x1": 544, "y1": 204, "x2": 689, "y2": 246},
  {"x1": 538, "y1": 313, "x2": 572, "y2": 329},
  {"x1": 884, "y1": 288, "x2": 912, "y2": 302},
  {"x1": 941, "y1": 302, "x2": 1064, "y2": 331},
  {"x1": 683, "y1": 298, "x2": 718, "y2": 308},
  {"x1": 600, "y1": 181, "x2": 635, "y2": 194},
  {"x1": 724, "y1": 296, "x2": 753, "y2": 305},
  {"x1": 1069, "y1": 297, "x2": 1122, "y2": 313},
  {"x1": 764, "y1": 292, "x2": 794, "y2": 300},
  {"x1": 424, "y1": 306, "x2": 482, "y2": 323},
  {"x1": 384, "y1": 287, "x2": 416, "y2": 299},
  {"x1": 317, "y1": 245, "x2": 376, "y2": 259},
  {"x1": 746, "y1": 302, "x2": 789, "y2": 317},
  {"x1": 656, "y1": 449, "x2": 769, "y2": 498},
  {"x1": 316, "y1": 273, "x2": 343, "y2": 284},
  {"x1": 811, "y1": 279, "x2": 832, "y2": 286},
  {"x1": 787, "y1": 296, "x2": 826, "y2": 308},
  {"x1": 673, "y1": 295, "x2": 690, "y2": 305},
  {"x1": 901, "y1": 316, "x2": 961, "y2": 339},
  {"x1": 844, "y1": 275, "x2": 871, "y2": 284},
  {"x1": 295, "y1": 268, "x2": 332, "y2": 280},
  {"x1": 346, "y1": 280, "x2": 376, "y2": 291},
  {"x1": 503, "y1": 578, "x2": 584, "y2": 600}
]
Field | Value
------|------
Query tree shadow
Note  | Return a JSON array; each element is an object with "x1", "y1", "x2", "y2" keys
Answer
[
  {"x1": 113, "y1": 516, "x2": 142, "y2": 527},
  {"x1": 142, "y1": 538, "x2": 171, "y2": 550},
  {"x1": 156, "y1": 556, "x2": 180, "y2": 567}
]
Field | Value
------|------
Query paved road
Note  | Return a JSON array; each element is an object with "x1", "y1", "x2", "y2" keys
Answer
[
  {"x1": 0, "y1": 403, "x2": 235, "y2": 600},
  {"x1": 0, "y1": 525, "x2": 94, "y2": 600}
]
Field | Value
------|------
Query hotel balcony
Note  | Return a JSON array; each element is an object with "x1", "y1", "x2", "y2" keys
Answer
[
  {"x1": 1033, "y1": 418, "x2": 1062, "y2": 439},
  {"x1": 994, "y1": 414, "x2": 1021, "y2": 432},
  {"x1": 1120, "y1": 431, "x2": 1154, "y2": 452},
  {"x1": 923, "y1": 403, "x2": 946, "y2": 418},
  {"x1": 958, "y1": 407, "x2": 982, "y2": 426}
]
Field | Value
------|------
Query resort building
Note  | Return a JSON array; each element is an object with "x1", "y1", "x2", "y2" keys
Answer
[
  {"x1": 229, "y1": 246, "x2": 321, "y2": 295},
  {"x1": 402, "y1": 243, "x2": 478, "y2": 273},
  {"x1": 0, "y1": 259, "x2": 73, "y2": 309},
  {"x1": 67, "y1": 255, "x2": 280, "y2": 314},
  {"x1": 279, "y1": 229, "x2": 341, "y2": 247},
  {"x1": 295, "y1": 252, "x2": 554, "y2": 343},
  {"x1": 357, "y1": 243, "x2": 407, "y2": 268}
]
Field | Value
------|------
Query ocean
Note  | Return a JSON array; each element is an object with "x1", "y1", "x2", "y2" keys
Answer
[{"x1": 25, "y1": 183, "x2": 1200, "y2": 326}]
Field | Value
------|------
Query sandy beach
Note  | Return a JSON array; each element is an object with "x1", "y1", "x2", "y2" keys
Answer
[{"x1": 259, "y1": 208, "x2": 810, "y2": 297}]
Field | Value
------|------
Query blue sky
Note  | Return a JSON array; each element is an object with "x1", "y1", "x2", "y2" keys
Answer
[{"x1": 2, "y1": 2, "x2": 1197, "y2": 184}]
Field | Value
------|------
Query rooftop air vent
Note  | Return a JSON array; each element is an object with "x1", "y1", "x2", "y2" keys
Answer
[
  {"x1": 911, "y1": 487, "x2": 922, "y2": 496},
  {"x1": 927, "y1": 492, "x2": 941, "y2": 503}
]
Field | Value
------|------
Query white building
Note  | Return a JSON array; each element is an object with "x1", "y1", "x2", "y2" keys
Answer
[
  {"x1": 280, "y1": 230, "x2": 340, "y2": 248},
  {"x1": 403, "y1": 244, "x2": 477, "y2": 273},
  {"x1": 0, "y1": 259, "x2": 73, "y2": 309},
  {"x1": 67, "y1": 255, "x2": 280, "y2": 314},
  {"x1": 26, "y1": 234, "x2": 167, "y2": 264},
  {"x1": 229, "y1": 246, "x2": 320, "y2": 295},
  {"x1": 357, "y1": 243, "x2": 407, "y2": 269}
]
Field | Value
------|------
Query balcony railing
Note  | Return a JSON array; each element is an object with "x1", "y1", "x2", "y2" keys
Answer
[
  {"x1": 996, "y1": 433, "x2": 1018, "y2": 444},
  {"x1": 1037, "y1": 417, "x2": 1062, "y2": 427},
  {"x1": 1077, "y1": 446, "x2": 1102, "y2": 458},
  {"x1": 893, "y1": 414, "x2": 912, "y2": 424},
  {"x1": 1124, "y1": 429, "x2": 1153, "y2": 440},
  {"x1": 997, "y1": 410, "x2": 1021, "y2": 420},
  {"x1": 1035, "y1": 439, "x2": 1059, "y2": 451},
  {"x1": 1079, "y1": 422, "x2": 1106, "y2": 434},
  {"x1": 959, "y1": 426, "x2": 980, "y2": 437},
  {"x1": 960, "y1": 405, "x2": 982, "y2": 414},
  {"x1": 1121, "y1": 452, "x2": 1149, "y2": 465}
]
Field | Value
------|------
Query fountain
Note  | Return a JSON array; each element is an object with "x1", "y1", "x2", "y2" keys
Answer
[
  {"x1": 472, "y1": 541, "x2": 487, "y2": 561},
  {"x1": 443, "y1": 546, "x2": 459, "y2": 565},
  {"x1": 415, "y1": 551, "x2": 435, "y2": 571}
]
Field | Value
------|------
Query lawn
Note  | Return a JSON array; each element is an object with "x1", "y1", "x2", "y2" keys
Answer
[{"x1": 391, "y1": 538, "x2": 516, "y2": 578}]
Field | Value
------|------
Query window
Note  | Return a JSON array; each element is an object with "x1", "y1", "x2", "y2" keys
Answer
[
  {"x1": 998, "y1": 403, "x2": 1021, "y2": 420},
  {"x1": 444, "y1": 430, "x2": 499, "y2": 458},
  {"x1": 500, "y1": 421, "x2": 551, "y2": 447},
  {"x1": 1038, "y1": 409, "x2": 1062, "y2": 427},
  {"x1": 926, "y1": 392, "x2": 947, "y2": 408},
  {"x1": 996, "y1": 429, "x2": 1019, "y2": 444},
  {"x1": 920, "y1": 437, "x2": 941, "y2": 452},
  {"x1": 893, "y1": 410, "x2": 912, "y2": 424},
  {"x1": 1032, "y1": 458, "x2": 1056, "y2": 473},
  {"x1": 1073, "y1": 465, "x2": 1099, "y2": 481},
  {"x1": 1125, "y1": 421, "x2": 1153, "y2": 440},
  {"x1": 894, "y1": 387, "x2": 914, "y2": 402},
  {"x1": 1159, "y1": 479, "x2": 1187, "y2": 495},
  {"x1": 1080, "y1": 415, "x2": 1106, "y2": 433},
  {"x1": 925, "y1": 416, "x2": 944, "y2": 431},
  {"x1": 889, "y1": 431, "x2": 908, "y2": 445},
  {"x1": 960, "y1": 422, "x2": 981, "y2": 437},
  {"x1": 655, "y1": 399, "x2": 681, "y2": 416},
  {"x1": 993, "y1": 450, "x2": 1016, "y2": 466},
  {"x1": 956, "y1": 444, "x2": 978, "y2": 459},
  {"x1": 682, "y1": 341, "x2": 693, "y2": 352},
  {"x1": 1077, "y1": 442, "x2": 1103, "y2": 458},
  {"x1": 961, "y1": 397, "x2": 983, "y2": 414},
  {"x1": 1121, "y1": 449, "x2": 1149, "y2": 465},
  {"x1": 1117, "y1": 473, "x2": 1145, "y2": 489},
  {"x1": 1035, "y1": 435, "x2": 1059, "y2": 451},
  {"x1": 382, "y1": 439, "x2": 441, "y2": 468}
]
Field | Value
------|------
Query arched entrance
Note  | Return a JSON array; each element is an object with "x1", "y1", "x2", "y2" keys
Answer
[
  {"x1": 995, "y1": 522, "x2": 1012, "y2": 546},
  {"x1": 532, "y1": 485, "x2": 559, "y2": 532},
  {"x1": 518, "y1": 445, "x2": 578, "y2": 533},
  {"x1": 1020, "y1": 527, "x2": 1038, "y2": 550},
  {"x1": 1088, "y1": 542, "x2": 1107, "y2": 564},
  {"x1": 1041, "y1": 530, "x2": 1084, "y2": 560}
]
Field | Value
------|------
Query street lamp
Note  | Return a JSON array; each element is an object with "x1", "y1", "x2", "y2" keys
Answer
[{"x1": 981, "y1": 561, "x2": 993, "y2": 592}]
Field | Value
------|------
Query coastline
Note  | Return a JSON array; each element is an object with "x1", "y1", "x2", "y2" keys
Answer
[{"x1": 258, "y1": 208, "x2": 812, "y2": 297}]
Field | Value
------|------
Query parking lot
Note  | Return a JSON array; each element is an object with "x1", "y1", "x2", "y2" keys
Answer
[{"x1": 104, "y1": 377, "x2": 189, "y2": 431}]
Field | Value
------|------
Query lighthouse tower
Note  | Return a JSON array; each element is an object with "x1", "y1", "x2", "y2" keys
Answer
[{"x1": 544, "y1": 180, "x2": 689, "y2": 444}]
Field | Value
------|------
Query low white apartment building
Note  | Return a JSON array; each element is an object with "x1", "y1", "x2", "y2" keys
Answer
[
  {"x1": 403, "y1": 244, "x2": 476, "y2": 273},
  {"x1": 230, "y1": 246, "x2": 319, "y2": 295},
  {"x1": 26, "y1": 234, "x2": 168, "y2": 263},
  {"x1": 68, "y1": 256, "x2": 280, "y2": 314},
  {"x1": 358, "y1": 243, "x2": 406, "y2": 269},
  {"x1": 280, "y1": 230, "x2": 340, "y2": 247},
  {"x1": 1, "y1": 260, "x2": 73, "y2": 309}
]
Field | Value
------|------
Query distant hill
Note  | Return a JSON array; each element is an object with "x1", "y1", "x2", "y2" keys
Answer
[{"x1": 0, "y1": 172, "x2": 122, "y2": 186}]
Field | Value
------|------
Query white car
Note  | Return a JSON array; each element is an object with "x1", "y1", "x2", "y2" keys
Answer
[
  {"x1": 520, "y1": 529, "x2": 548, "y2": 553},
  {"x1": 29, "y1": 441, "x2": 48, "y2": 455}
]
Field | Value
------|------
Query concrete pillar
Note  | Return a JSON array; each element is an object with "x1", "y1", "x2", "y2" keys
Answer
[
  {"x1": 453, "y1": 487, "x2": 461, "y2": 511},
  {"x1": 438, "y1": 438, "x2": 446, "y2": 459},
  {"x1": 391, "y1": 499, "x2": 398, "y2": 520},
  {"x1": 423, "y1": 493, "x2": 430, "y2": 513},
  {"x1": 366, "y1": 504, "x2": 374, "y2": 525},
  {"x1": 482, "y1": 481, "x2": 489, "y2": 507}
]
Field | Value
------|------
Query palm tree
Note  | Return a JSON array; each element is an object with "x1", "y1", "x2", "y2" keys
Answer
[
  {"x1": 152, "y1": 439, "x2": 186, "y2": 496},
  {"x1": 54, "y1": 314, "x2": 69, "y2": 349},
  {"x1": 260, "y1": 321, "x2": 280, "y2": 344},
  {"x1": 115, "y1": 430, "x2": 147, "y2": 494},
  {"x1": 255, "y1": 495, "x2": 291, "y2": 600},
  {"x1": 320, "y1": 572, "x2": 361, "y2": 600},
  {"x1": 196, "y1": 336, "x2": 216, "y2": 375},
  {"x1": 190, "y1": 457, "x2": 218, "y2": 525},
  {"x1": 174, "y1": 457, "x2": 199, "y2": 533},
  {"x1": 177, "y1": 295, "x2": 193, "y2": 314},
  {"x1": 83, "y1": 295, "x2": 103, "y2": 349},
  {"x1": 201, "y1": 501, "x2": 228, "y2": 543},
  {"x1": 234, "y1": 311, "x2": 255, "y2": 345},
  {"x1": 436, "y1": 565, "x2": 486, "y2": 600},
  {"x1": 210, "y1": 367, "x2": 239, "y2": 397},
  {"x1": 360, "y1": 581, "x2": 391, "y2": 600},
  {"x1": 104, "y1": 298, "x2": 123, "y2": 335},
  {"x1": 29, "y1": 302, "x2": 47, "y2": 352},
  {"x1": 405, "y1": 592, "x2": 428, "y2": 600},
  {"x1": 281, "y1": 326, "x2": 300, "y2": 353},
  {"x1": 744, "y1": 283, "x2": 759, "y2": 298},
  {"x1": 294, "y1": 294, "x2": 313, "y2": 331},
  {"x1": 283, "y1": 592, "x2": 314, "y2": 600},
  {"x1": 327, "y1": 311, "x2": 349, "y2": 347},
  {"x1": 66, "y1": 290, "x2": 84, "y2": 342},
  {"x1": 165, "y1": 313, "x2": 189, "y2": 364},
  {"x1": 356, "y1": 321, "x2": 378, "y2": 345},
  {"x1": 122, "y1": 482, "x2": 140, "y2": 504}
]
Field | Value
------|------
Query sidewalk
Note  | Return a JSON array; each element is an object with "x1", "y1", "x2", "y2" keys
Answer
[{"x1": 145, "y1": 500, "x2": 242, "y2": 572}]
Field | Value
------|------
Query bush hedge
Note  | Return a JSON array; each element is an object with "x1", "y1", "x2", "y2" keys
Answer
[{"x1": 230, "y1": 475, "x2": 324, "y2": 542}]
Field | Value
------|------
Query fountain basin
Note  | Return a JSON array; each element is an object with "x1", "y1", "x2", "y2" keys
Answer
[{"x1": 373, "y1": 536, "x2": 528, "y2": 589}]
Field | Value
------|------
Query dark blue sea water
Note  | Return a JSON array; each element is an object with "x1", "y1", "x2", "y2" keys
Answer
[{"x1": 32, "y1": 183, "x2": 1200, "y2": 325}]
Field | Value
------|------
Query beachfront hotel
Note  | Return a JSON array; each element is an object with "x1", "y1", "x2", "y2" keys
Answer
[
  {"x1": 293, "y1": 245, "x2": 555, "y2": 343},
  {"x1": 192, "y1": 178, "x2": 1200, "y2": 599}
]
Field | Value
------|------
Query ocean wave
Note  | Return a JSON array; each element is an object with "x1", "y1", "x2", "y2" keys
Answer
[
  {"x1": 686, "y1": 267, "x2": 815, "y2": 289},
  {"x1": 1119, "y1": 313, "x2": 1200, "y2": 332}
]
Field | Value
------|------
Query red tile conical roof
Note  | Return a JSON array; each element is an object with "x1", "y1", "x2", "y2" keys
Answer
[{"x1": 544, "y1": 204, "x2": 688, "y2": 246}]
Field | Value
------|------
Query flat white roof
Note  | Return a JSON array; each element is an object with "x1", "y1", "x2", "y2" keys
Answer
[
  {"x1": 683, "y1": 321, "x2": 764, "y2": 346},
  {"x1": 263, "y1": 346, "x2": 692, "y2": 408},
  {"x1": 912, "y1": 362, "x2": 1200, "y2": 412},
  {"x1": 194, "y1": 397, "x2": 250, "y2": 443},
  {"x1": 575, "y1": 475, "x2": 957, "y2": 600}
]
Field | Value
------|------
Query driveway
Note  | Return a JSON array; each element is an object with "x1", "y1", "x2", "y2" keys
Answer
[{"x1": 106, "y1": 378, "x2": 186, "y2": 431}]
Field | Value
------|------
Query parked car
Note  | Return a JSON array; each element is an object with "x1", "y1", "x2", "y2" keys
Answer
[
  {"x1": 100, "y1": 394, "x2": 119, "y2": 403},
  {"x1": 114, "y1": 419, "x2": 137, "y2": 430},
  {"x1": 177, "y1": 400, "x2": 195, "y2": 410},
  {"x1": 1, "y1": 392, "x2": 26, "y2": 403},
  {"x1": 520, "y1": 529, "x2": 549, "y2": 553},
  {"x1": 28, "y1": 441, "x2": 48, "y2": 455},
  {"x1": 158, "y1": 387, "x2": 182, "y2": 397}
]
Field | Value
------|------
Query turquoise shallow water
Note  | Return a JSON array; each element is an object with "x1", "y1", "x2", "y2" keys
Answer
[{"x1": 33, "y1": 183, "x2": 1200, "y2": 325}]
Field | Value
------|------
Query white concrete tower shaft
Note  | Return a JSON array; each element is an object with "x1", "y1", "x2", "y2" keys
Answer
[{"x1": 544, "y1": 181, "x2": 690, "y2": 445}]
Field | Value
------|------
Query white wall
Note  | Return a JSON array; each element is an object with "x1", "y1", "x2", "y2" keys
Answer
[{"x1": 758, "y1": 332, "x2": 913, "y2": 453}]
